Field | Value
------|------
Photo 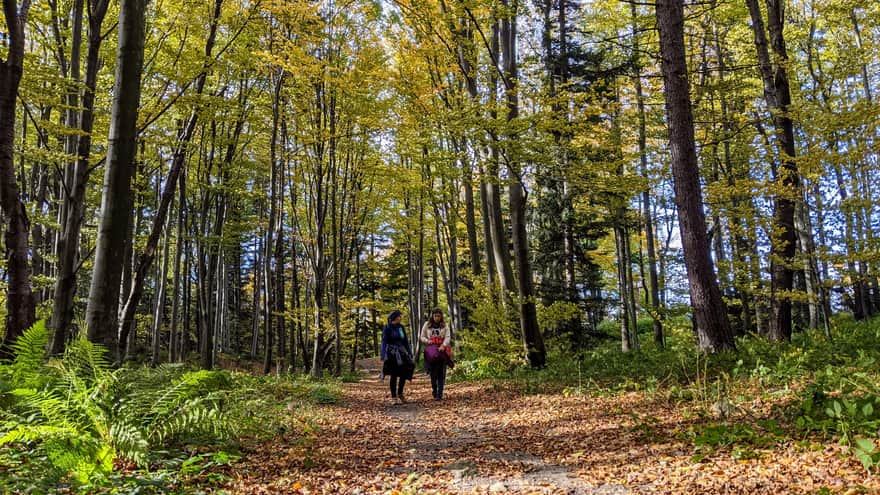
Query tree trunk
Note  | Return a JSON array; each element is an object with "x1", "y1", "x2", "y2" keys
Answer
[
  {"x1": 615, "y1": 227, "x2": 632, "y2": 353},
  {"x1": 151, "y1": 211, "x2": 173, "y2": 365},
  {"x1": 0, "y1": 0, "x2": 36, "y2": 356},
  {"x1": 463, "y1": 162, "x2": 481, "y2": 276},
  {"x1": 486, "y1": 19, "x2": 516, "y2": 300},
  {"x1": 251, "y1": 237, "x2": 262, "y2": 358},
  {"x1": 479, "y1": 178, "x2": 496, "y2": 288},
  {"x1": 745, "y1": 0, "x2": 798, "y2": 342},
  {"x1": 501, "y1": 0, "x2": 546, "y2": 368},
  {"x1": 632, "y1": 1, "x2": 663, "y2": 346},
  {"x1": 655, "y1": 0, "x2": 734, "y2": 352},
  {"x1": 169, "y1": 170, "x2": 186, "y2": 362},
  {"x1": 264, "y1": 71, "x2": 282, "y2": 375},
  {"x1": 50, "y1": 2, "x2": 110, "y2": 354},
  {"x1": 86, "y1": 0, "x2": 148, "y2": 356}
]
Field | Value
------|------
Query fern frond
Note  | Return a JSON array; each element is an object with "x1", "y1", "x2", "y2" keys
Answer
[
  {"x1": 8, "y1": 320, "x2": 50, "y2": 387},
  {"x1": 109, "y1": 420, "x2": 149, "y2": 466}
]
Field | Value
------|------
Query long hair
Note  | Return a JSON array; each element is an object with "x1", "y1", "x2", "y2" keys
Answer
[{"x1": 429, "y1": 308, "x2": 445, "y2": 328}]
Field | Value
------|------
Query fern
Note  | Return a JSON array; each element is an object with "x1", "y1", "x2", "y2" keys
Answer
[
  {"x1": 0, "y1": 327, "x2": 235, "y2": 483},
  {"x1": 7, "y1": 320, "x2": 50, "y2": 388}
]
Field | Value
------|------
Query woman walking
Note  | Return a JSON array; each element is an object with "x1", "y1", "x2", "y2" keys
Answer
[
  {"x1": 420, "y1": 308, "x2": 451, "y2": 400},
  {"x1": 381, "y1": 310, "x2": 414, "y2": 404}
]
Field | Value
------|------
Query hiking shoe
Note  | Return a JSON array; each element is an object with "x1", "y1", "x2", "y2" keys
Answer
[{"x1": 399, "y1": 394, "x2": 407, "y2": 404}]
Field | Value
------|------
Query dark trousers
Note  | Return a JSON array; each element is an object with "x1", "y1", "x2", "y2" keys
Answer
[
  {"x1": 429, "y1": 361, "x2": 447, "y2": 398},
  {"x1": 389, "y1": 375, "x2": 406, "y2": 398}
]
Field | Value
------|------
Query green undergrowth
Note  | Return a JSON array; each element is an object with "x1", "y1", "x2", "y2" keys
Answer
[
  {"x1": 0, "y1": 321, "x2": 342, "y2": 494},
  {"x1": 453, "y1": 314, "x2": 880, "y2": 472}
]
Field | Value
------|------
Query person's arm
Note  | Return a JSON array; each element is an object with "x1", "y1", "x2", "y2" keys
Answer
[
  {"x1": 441, "y1": 325, "x2": 451, "y2": 348},
  {"x1": 380, "y1": 326, "x2": 388, "y2": 361},
  {"x1": 419, "y1": 322, "x2": 430, "y2": 344}
]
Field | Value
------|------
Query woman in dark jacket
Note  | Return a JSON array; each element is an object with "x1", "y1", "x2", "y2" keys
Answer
[{"x1": 381, "y1": 310, "x2": 414, "y2": 404}]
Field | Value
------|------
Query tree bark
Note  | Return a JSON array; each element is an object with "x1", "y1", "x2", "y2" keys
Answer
[
  {"x1": 50, "y1": 0, "x2": 110, "y2": 354},
  {"x1": 86, "y1": 0, "x2": 148, "y2": 355},
  {"x1": 745, "y1": 0, "x2": 798, "y2": 342},
  {"x1": 0, "y1": 0, "x2": 36, "y2": 356},
  {"x1": 117, "y1": 0, "x2": 223, "y2": 363},
  {"x1": 151, "y1": 211, "x2": 173, "y2": 365},
  {"x1": 486, "y1": 18, "x2": 516, "y2": 300},
  {"x1": 501, "y1": 0, "x2": 546, "y2": 367},
  {"x1": 169, "y1": 170, "x2": 186, "y2": 362},
  {"x1": 632, "y1": 1, "x2": 663, "y2": 346},
  {"x1": 655, "y1": 0, "x2": 735, "y2": 352}
]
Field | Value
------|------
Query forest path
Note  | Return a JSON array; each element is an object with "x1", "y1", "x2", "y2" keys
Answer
[{"x1": 226, "y1": 363, "x2": 871, "y2": 494}]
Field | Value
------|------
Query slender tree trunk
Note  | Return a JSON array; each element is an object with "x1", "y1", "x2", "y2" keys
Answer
[
  {"x1": 486, "y1": 19, "x2": 516, "y2": 300},
  {"x1": 169, "y1": 171, "x2": 185, "y2": 362},
  {"x1": 615, "y1": 227, "x2": 632, "y2": 353},
  {"x1": 151, "y1": 211, "x2": 172, "y2": 365},
  {"x1": 632, "y1": 1, "x2": 663, "y2": 346},
  {"x1": 50, "y1": 2, "x2": 110, "y2": 353},
  {"x1": 251, "y1": 237, "x2": 262, "y2": 358},
  {"x1": 502, "y1": 0, "x2": 546, "y2": 367},
  {"x1": 264, "y1": 72, "x2": 282, "y2": 375},
  {"x1": 656, "y1": 0, "x2": 734, "y2": 352},
  {"x1": 463, "y1": 162, "x2": 481, "y2": 276},
  {"x1": 0, "y1": 0, "x2": 36, "y2": 355},
  {"x1": 624, "y1": 227, "x2": 640, "y2": 351},
  {"x1": 795, "y1": 192, "x2": 819, "y2": 330},
  {"x1": 745, "y1": 0, "x2": 798, "y2": 342},
  {"x1": 480, "y1": 178, "x2": 496, "y2": 288},
  {"x1": 85, "y1": 0, "x2": 147, "y2": 356}
]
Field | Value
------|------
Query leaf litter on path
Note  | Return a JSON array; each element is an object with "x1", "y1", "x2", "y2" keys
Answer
[{"x1": 224, "y1": 373, "x2": 879, "y2": 494}]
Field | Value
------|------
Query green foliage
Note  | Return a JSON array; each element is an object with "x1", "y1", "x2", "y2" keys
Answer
[
  {"x1": 537, "y1": 301, "x2": 584, "y2": 336},
  {"x1": 0, "y1": 322, "x2": 235, "y2": 491},
  {"x1": 795, "y1": 353, "x2": 880, "y2": 472},
  {"x1": 224, "y1": 373, "x2": 341, "y2": 441},
  {"x1": 7, "y1": 319, "x2": 51, "y2": 388},
  {"x1": 687, "y1": 420, "x2": 784, "y2": 462},
  {"x1": 456, "y1": 280, "x2": 523, "y2": 371}
]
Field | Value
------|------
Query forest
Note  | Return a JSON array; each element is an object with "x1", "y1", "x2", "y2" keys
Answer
[{"x1": 1, "y1": 0, "x2": 880, "y2": 493}]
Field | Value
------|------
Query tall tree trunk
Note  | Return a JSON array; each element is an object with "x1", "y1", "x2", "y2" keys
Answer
[
  {"x1": 480, "y1": 178, "x2": 496, "y2": 288},
  {"x1": 615, "y1": 227, "x2": 632, "y2": 353},
  {"x1": 169, "y1": 170, "x2": 186, "y2": 362},
  {"x1": 501, "y1": 0, "x2": 546, "y2": 368},
  {"x1": 85, "y1": 0, "x2": 147, "y2": 356},
  {"x1": 655, "y1": 0, "x2": 735, "y2": 352},
  {"x1": 486, "y1": 19, "x2": 516, "y2": 300},
  {"x1": 50, "y1": 1, "x2": 110, "y2": 354},
  {"x1": 251, "y1": 237, "x2": 262, "y2": 358},
  {"x1": 745, "y1": 0, "x2": 798, "y2": 342},
  {"x1": 0, "y1": 0, "x2": 36, "y2": 355},
  {"x1": 632, "y1": 1, "x2": 663, "y2": 346},
  {"x1": 151, "y1": 211, "x2": 173, "y2": 365},
  {"x1": 118, "y1": 0, "x2": 224, "y2": 363},
  {"x1": 463, "y1": 162, "x2": 481, "y2": 276},
  {"x1": 795, "y1": 192, "x2": 819, "y2": 331},
  {"x1": 264, "y1": 71, "x2": 282, "y2": 375}
]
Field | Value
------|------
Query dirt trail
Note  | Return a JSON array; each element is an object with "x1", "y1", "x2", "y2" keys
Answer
[{"x1": 226, "y1": 363, "x2": 875, "y2": 494}]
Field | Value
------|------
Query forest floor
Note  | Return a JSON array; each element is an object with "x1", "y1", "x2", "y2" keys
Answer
[{"x1": 222, "y1": 359, "x2": 878, "y2": 495}]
